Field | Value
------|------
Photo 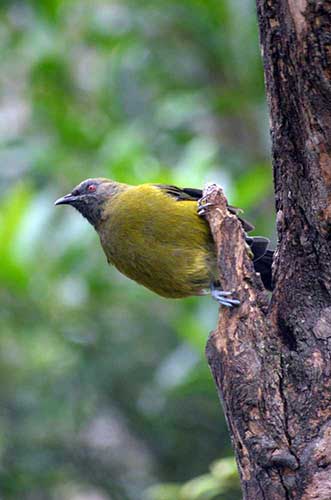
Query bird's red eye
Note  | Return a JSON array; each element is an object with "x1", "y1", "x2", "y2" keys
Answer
[{"x1": 87, "y1": 184, "x2": 96, "y2": 192}]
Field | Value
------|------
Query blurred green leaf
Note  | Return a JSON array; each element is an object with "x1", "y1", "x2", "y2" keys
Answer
[{"x1": 146, "y1": 483, "x2": 182, "y2": 500}]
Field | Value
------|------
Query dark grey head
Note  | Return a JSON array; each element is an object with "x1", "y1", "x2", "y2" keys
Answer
[{"x1": 54, "y1": 178, "x2": 121, "y2": 228}]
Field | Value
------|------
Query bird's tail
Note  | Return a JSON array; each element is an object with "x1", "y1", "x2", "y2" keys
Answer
[{"x1": 246, "y1": 236, "x2": 274, "y2": 291}]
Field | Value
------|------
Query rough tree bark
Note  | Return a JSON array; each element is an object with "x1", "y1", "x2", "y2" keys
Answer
[{"x1": 203, "y1": 2, "x2": 331, "y2": 499}]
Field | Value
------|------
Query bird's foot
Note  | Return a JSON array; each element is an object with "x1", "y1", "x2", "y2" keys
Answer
[
  {"x1": 211, "y1": 285, "x2": 240, "y2": 307},
  {"x1": 197, "y1": 196, "x2": 215, "y2": 217}
]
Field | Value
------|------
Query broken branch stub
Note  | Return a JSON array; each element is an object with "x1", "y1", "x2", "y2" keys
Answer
[
  {"x1": 201, "y1": 183, "x2": 267, "y2": 308},
  {"x1": 201, "y1": 184, "x2": 297, "y2": 499}
]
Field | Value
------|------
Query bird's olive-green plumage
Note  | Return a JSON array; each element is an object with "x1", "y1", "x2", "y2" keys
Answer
[
  {"x1": 99, "y1": 183, "x2": 217, "y2": 297},
  {"x1": 55, "y1": 178, "x2": 273, "y2": 299}
]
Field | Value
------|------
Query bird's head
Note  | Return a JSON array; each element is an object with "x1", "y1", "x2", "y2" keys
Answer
[{"x1": 55, "y1": 178, "x2": 122, "y2": 228}]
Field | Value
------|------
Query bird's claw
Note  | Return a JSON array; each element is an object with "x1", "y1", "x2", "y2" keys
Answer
[
  {"x1": 211, "y1": 288, "x2": 240, "y2": 307},
  {"x1": 197, "y1": 198, "x2": 215, "y2": 217}
]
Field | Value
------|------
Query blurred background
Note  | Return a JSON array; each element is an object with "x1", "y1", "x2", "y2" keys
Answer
[{"x1": 0, "y1": 1, "x2": 275, "y2": 499}]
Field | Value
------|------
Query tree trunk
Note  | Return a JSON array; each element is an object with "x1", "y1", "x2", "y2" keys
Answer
[{"x1": 204, "y1": 2, "x2": 331, "y2": 499}]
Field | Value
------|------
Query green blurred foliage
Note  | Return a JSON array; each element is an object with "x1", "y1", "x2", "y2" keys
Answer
[
  {"x1": 0, "y1": 0, "x2": 274, "y2": 499},
  {"x1": 146, "y1": 457, "x2": 240, "y2": 500}
]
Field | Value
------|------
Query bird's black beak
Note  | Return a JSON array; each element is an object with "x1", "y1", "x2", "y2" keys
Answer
[{"x1": 54, "y1": 193, "x2": 79, "y2": 206}]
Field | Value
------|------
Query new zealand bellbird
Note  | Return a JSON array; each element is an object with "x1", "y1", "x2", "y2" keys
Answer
[{"x1": 55, "y1": 179, "x2": 273, "y2": 306}]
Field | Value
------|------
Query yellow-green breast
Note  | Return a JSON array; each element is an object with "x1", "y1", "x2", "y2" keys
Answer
[{"x1": 97, "y1": 184, "x2": 216, "y2": 298}]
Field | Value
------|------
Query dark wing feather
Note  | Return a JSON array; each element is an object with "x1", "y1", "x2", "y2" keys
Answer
[
  {"x1": 155, "y1": 184, "x2": 254, "y2": 232},
  {"x1": 245, "y1": 236, "x2": 269, "y2": 261},
  {"x1": 154, "y1": 185, "x2": 202, "y2": 201},
  {"x1": 252, "y1": 248, "x2": 274, "y2": 291}
]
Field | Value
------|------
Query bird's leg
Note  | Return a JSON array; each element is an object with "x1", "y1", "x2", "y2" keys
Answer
[
  {"x1": 210, "y1": 282, "x2": 240, "y2": 307},
  {"x1": 197, "y1": 195, "x2": 215, "y2": 217}
]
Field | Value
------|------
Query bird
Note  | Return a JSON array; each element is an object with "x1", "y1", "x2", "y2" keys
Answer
[{"x1": 55, "y1": 178, "x2": 273, "y2": 307}]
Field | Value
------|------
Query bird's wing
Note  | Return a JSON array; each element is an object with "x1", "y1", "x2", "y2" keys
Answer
[
  {"x1": 154, "y1": 184, "x2": 254, "y2": 232},
  {"x1": 154, "y1": 184, "x2": 203, "y2": 201}
]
